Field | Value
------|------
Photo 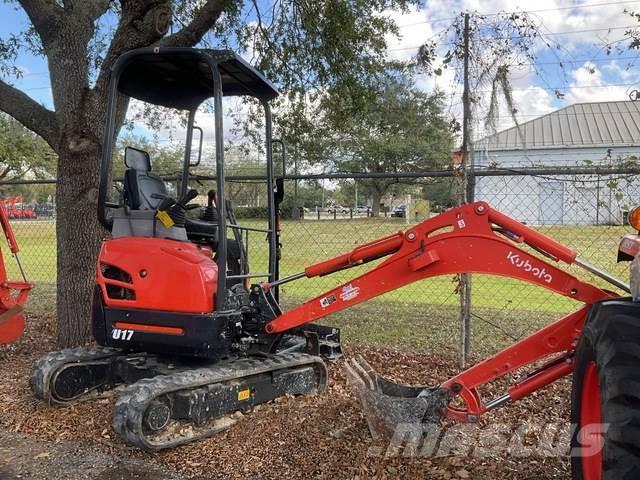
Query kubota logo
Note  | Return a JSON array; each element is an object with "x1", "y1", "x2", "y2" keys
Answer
[{"x1": 507, "y1": 251, "x2": 553, "y2": 284}]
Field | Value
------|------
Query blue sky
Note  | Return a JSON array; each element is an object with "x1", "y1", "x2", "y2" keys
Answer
[
  {"x1": 0, "y1": 5, "x2": 53, "y2": 107},
  {"x1": 2, "y1": 0, "x2": 640, "y2": 139}
]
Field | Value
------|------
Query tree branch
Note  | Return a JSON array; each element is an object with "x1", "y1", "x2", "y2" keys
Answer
[
  {"x1": 69, "y1": 0, "x2": 111, "y2": 23},
  {"x1": 0, "y1": 164, "x2": 13, "y2": 181},
  {"x1": 0, "y1": 80, "x2": 60, "y2": 151},
  {"x1": 18, "y1": 0, "x2": 62, "y2": 46},
  {"x1": 157, "y1": 0, "x2": 226, "y2": 47},
  {"x1": 93, "y1": 0, "x2": 172, "y2": 95}
]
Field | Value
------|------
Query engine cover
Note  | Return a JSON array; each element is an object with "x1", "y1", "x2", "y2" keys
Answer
[
  {"x1": 92, "y1": 237, "x2": 227, "y2": 358},
  {"x1": 96, "y1": 237, "x2": 217, "y2": 313}
]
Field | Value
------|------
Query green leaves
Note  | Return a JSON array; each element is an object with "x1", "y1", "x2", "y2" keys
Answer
[{"x1": 0, "y1": 113, "x2": 56, "y2": 180}]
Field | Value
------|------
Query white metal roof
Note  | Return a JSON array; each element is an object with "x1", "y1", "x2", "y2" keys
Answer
[{"x1": 481, "y1": 101, "x2": 640, "y2": 151}]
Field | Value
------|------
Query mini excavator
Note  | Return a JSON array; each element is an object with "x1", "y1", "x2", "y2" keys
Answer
[{"x1": 29, "y1": 49, "x2": 638, "y2": 479}]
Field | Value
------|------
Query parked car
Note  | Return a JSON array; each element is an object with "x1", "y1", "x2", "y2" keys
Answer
[
  {"x1": 432, "y1": 203, "x2": 452, "y2": 213},
  {"x1": 35, "y1": 202, "x2": 56, "y2": 218},
  {"x1": 327, "y1": 205, "x2": 349, "y2": 214},
  {"x1": 391, "y1": 204, "x2": 406, "y2": 218},
  {"x1": 356, "y1": 205, "x2": 370, "y2": 214}
]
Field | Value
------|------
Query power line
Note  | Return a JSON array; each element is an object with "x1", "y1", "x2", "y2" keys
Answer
[
  {"x1": 395, "y1": 1, "x2": 640, "y2": 29},
  {"x1": 415, "y1": 77, "x2": 640, "y2": 93},
  {"x1": 388, "y1": 24, "x2": 637, "y2": 52}
]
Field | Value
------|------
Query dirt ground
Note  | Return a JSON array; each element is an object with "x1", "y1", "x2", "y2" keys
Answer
[
  {"x1": 0, "y1": 431, "x2": 188, "y2": 480},
  {"x1": 0, "y1": 315, "x2": 572, "y2": 479}
]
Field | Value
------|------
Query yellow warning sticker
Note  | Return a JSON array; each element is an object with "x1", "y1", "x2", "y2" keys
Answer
[
  {"x1": 238, "y1": 389, "x2": 251, "y2": 401},
  {"x1": 156, "y1": 210, "x2": 174, "y2": 228}
]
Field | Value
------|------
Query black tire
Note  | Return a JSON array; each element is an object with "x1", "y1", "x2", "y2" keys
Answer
[{"x1": 571, "y1": 299, "x2": 640, "y2": 480}]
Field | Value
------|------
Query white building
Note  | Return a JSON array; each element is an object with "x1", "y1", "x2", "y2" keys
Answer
[{"x1": 475, "y1": 101, "x2": 640, "y2": 225}]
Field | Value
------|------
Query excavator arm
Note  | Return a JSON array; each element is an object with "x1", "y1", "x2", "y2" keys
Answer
[
  {"x1": 0, "y1": 201, "x2": 32, "y2": 343},
  {"x1": 262, "y1": 202, "x2": 623, "y2": 427}
]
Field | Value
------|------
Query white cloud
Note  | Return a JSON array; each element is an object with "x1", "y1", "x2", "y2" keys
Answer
[
  {"x1": 565, "y1": 62, "x2": 634, "y2": 103},
  {"x1": 382, "y1": 1, "x2": 640, "y2": 138},
  {"x1": 602, "y1": 59, "x2": 637, "y2": 81}
]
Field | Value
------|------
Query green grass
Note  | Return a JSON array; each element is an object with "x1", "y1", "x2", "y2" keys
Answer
[{"x1": 6, "y1": 217, "x2": 632, "y2": 354}]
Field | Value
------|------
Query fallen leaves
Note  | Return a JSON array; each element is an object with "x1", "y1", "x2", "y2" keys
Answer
[{"x1": 0, "y1": 315, "x2": 572, "y2": 479}]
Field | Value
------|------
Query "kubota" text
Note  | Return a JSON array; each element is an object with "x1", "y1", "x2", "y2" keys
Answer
[{"x1": 507, "y1": 251, "x2": 553, "y2": 284}]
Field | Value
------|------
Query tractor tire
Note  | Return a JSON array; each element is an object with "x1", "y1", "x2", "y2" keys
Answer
[{"x1": 571, "y1": 299, "x2": 640, "y2": 480}]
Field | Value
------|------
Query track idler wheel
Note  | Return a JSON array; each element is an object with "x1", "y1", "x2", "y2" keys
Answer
[
  {"x1": 143, "y1": 397, "x2": 173, "y2": 433},
  {"x1": 345, "y1": 356, "x2": 451, "y2": 440}
]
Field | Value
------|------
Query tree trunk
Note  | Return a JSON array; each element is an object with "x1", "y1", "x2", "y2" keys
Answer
[
  {"x1": 55, "y1": 133, "x2": 105, "y2": 347},
  {"x1": 371, "y1": 188, "x2": 382, "y2": 217}
]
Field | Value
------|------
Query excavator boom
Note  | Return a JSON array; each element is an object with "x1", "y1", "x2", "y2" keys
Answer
[{"x1": 262, "y1": 201, "x2": 624, "y2": 432}]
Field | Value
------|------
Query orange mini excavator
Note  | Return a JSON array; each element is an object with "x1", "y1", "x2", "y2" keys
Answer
[{"x1": 30, "y1": 47, "x2": 640, "y2": 479}]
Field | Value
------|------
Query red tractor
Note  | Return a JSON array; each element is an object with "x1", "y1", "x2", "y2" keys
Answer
[
  {"x1": 29, "y1": 47, "x2": 638, "y2": 478},
  {"x1": 4, "y1": 196, "x2": 37, "y2": 220}
]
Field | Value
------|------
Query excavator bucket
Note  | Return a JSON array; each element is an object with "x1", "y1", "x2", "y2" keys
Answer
[
  {"x1": 0, "y1": 202, "x2": 32, "y2": 344},
  {"x1": 345, "y1": 356, "x2": 451, "y2": 440}
]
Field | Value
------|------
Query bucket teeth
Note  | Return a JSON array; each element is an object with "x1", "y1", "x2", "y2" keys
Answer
[{"x1": 345, "y1": 355, "x2": 451, "y2": 440}]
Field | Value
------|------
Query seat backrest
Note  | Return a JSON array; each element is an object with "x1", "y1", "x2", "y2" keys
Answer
[{"x1": 122, "y1": 147, "x2": 168, "y2": 210}]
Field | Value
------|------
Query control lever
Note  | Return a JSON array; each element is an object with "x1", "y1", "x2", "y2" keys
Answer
[
  {"x1": 157, "y1": 197, "x2": 176, "y2": 212},
  {"x1": 178, "y1": 189, "x2": 198, "y2": 207}
]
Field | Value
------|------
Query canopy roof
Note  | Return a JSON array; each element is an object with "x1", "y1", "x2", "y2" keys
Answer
[{"x1": 116, "y1": 47, "x2": 279, "y2": 109}]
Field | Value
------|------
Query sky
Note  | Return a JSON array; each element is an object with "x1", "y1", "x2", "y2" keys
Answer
[
  {"x1": 386, "y1": 0, "x2": 640, "y2": 137},
  {"x1": 1, "y1": 0, "x2": 640, "y2": 144}
]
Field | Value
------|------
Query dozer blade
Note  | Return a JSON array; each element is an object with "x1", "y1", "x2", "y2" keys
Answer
[
  {"x1": 345, "y1": 356, "x2": 451, "y2": 440},
  {"x1": 0, "y1": 304, "x2": 25, "y2": 344}
]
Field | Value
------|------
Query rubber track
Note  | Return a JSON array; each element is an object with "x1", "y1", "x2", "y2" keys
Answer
[
  {"x1": 29, "y1": 345, "x2": 122, "y2": 404},
  {"x1": 112, "y1": 352, "x2": 327, "y2": 451}
]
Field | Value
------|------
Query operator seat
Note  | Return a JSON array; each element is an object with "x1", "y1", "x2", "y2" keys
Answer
[
  {"x1": 122, "y1": 147, "x2": 167, "y2": 210},
  {"x1": 121, "y1": 147, "x2": 218, "y2": 240}
]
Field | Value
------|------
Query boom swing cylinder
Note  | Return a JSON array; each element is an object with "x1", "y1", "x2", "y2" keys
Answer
[{"x1": 259, "y1": 201, "x2": 626, "y2": 436}]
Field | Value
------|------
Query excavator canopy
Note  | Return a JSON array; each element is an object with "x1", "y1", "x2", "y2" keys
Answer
[{"x1": 115, "y1": 48, "x2": 279, "y2": 110}]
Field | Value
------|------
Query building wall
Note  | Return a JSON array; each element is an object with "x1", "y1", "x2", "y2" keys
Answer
[{"x1": 474, "y1": 146, "x2": 640, "y2": 225}]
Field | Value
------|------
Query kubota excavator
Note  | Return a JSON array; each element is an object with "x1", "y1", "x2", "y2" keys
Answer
[{"x1": 29, "y1": 47, "x2": 640, "y2": 479}]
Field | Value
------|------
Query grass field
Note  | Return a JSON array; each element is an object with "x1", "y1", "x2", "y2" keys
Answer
[{"x1": 7, "y1": 217, "x2": 631, "y2": 355}]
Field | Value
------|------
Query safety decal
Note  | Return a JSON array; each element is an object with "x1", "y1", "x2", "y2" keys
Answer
[
  {"x1": 319, "y1": 295, "x2": 337, "y2": 308},
  {"x1": 339, "y1": 284, "x2": 360, "y2": 302}
]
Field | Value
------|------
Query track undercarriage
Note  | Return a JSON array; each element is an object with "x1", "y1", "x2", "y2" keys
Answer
[{"x1": 30, "y1": 345, "x2": 329, "y2": 450}]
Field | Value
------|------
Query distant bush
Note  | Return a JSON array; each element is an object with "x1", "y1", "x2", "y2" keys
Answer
[
  {"x1": 233, "y1": 205, "x2": 293, "y2": 219},
  {"x1": 234, "y1": 206, "x2": 268, "y2": 219}
]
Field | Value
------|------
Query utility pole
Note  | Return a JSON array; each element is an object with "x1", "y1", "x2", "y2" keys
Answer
[{"x1": 459, "y1": 12, "x2": 472, "y2": 367}]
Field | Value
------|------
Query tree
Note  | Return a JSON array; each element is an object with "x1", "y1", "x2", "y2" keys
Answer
[
  {"x1": 321, "y1": 76, "x2": 453, "y2": 216},
  {"x1": 0, "y1": 0, "x2": 414, "y2": 346},
  {"x1": 0, "y1": 113, "x2": 56, "y2": 182}
]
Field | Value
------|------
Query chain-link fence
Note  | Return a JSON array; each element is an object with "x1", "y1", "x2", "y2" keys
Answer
[{"x1": 4, "y1": 166, "x2": 639, "y2": 360}]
